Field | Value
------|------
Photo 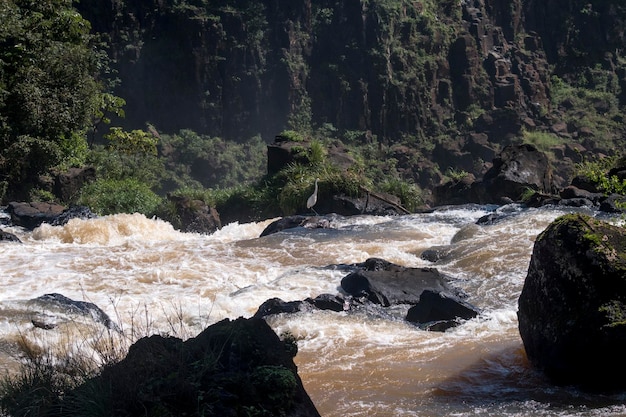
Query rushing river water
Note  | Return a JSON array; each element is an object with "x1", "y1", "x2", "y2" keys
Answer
[{"x1": 1, "y1": 204, "x2": 626, "y2": 416}]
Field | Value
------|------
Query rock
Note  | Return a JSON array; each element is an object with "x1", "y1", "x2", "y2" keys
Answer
[
  {"x1": 518, "y1": 214, "x2": 626, "y2": 390},
  {"x1": 340, "y1": 258, "x2": 460, "y2": 307},
  {"x1": 405, "y1": 290, "x2": 480, "y2": 330},
  {"x1": 432, "y1": 174, "x2": 479, "y2": 206},
  {"x1": 306, "y1": 293, "x2": 346, "y2": 312},
  {"x1": 254, "y1": 294, "x2": 347, "y2": 318},
  {"x1": 599, "y1": 194, "x2": 626, "y2": 214},
  {"x1": 53, "y1": 166, "x2": 96, "y2": 202},
  {"x1": 475, "y1": 144, "x2": 554, "y2": 204},
  {"x1": 64, "y1": 317, "x2": 321, "y2": 417},
  {"x1": 7, "y1": 201, "x2": 66, "y2": 230},
  {"x1": 165, "y1": 195, "x2": 221, "y2": 234},
  {"x1": 254, "y1": 298, "x2": 307, "y2": 318},
  {"x1": 51, "y1": 205, "x2": 98, "y2": 226},
  {"x1": 260, "y1": 214, "x2": 340, "y2": 237},
  {"x1": 0, "y1": 229, "x2": 21, "y2": 243},
  {"x1": 558, "y1": 185, "x2": 603, "y2": 202},
  {"x1": 29, "y1": 293, "x2": 118, "y2": 331},
  {"x1": 420, "y1": 246, "x2": 453, "y2": 263}
]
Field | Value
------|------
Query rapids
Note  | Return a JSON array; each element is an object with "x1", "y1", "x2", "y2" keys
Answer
[{"x1": 1, "y1": 204, "x2": 626, "y2": 416}]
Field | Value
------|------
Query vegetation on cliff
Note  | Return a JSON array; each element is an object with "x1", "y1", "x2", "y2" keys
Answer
[{"x1": 2, "y1": 0, "x2": 626, "y2": 217}]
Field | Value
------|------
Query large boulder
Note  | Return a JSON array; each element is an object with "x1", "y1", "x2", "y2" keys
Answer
[
  {"x1": 475, "y1": 143, "x2": 554, "y2": 204},
  {"x1": 405, "y1": 289, "x2": 480, "y2": 331},
  {"x1": 63, "y1": 317, "x2": 321, "y2": 417},
  {"x1": 28, "y1": 293, "x2": 118, "y2": 331},
  {"x1": 518, "y1": 214, "x2": 626, "y2": 390},
  {"x1": 53, "y1": 166, "x2": 96, "y2": 202},
  {"x1": 340, "y1": 258, "x2": 461, "y2": 307},
  {"x1": 6, "y1": 201, "x2": 66, "y2": 230},
  {"x1": 164, "y1": 195, "x2": 221, "y2": 234}
]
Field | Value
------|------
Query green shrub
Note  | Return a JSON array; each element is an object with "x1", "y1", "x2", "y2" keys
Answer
[
  {"x1": 78, "y1": 178, "x2": 162, "y2": 215},
  {"x1": 521, "y1": 130, "x2": 564, "y2": 154},
  {"x1": 378, "y1": 178, "x2": 423, "y2": 212},
  {"x1": 575, "y1": 155, "x2": 626, "y2": 195}
]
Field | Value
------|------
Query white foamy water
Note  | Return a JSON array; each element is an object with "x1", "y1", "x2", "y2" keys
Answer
[{"x1": 1, "y1": 205, "x2": 625, "y2": 416}]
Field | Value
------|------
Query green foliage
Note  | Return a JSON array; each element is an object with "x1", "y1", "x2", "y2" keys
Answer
[
  {"x1": 277, "y1": 130, "x2": 305, "y2": 142},
  {"x1": 251, "y1": 365, "x2": 297, "y2": 409},
  {"x1": 78, "y1": 178, "x2": 162, "y2": 216},
  {"x1": 87, "y1": 144, "x2": 164, "y2": 189},
  {"x1": 105, "y1": 127, "x2": 158, "y2": 156},
  {"x1": 59, "y1": 131, "x2": 89, "y2": 169},
  {"x1": 0, "y1": 0, "x2": 111, "y2": 198},
  {"x1": 444, "y1": 167, "x2": 470, "y2": 182},
  {"x1": 549, "y1": 75, "x2": 621, "y2": 148},
  {"x1": 575, "y1": 155, "x2": 626, "y2": 195},
  {"x1": 159, "y1": 130, "x2": 266, "y2": 190},
  {"x1": 378, "y1": 178, "x2": 423, "y2": 212},
  {"x1": 0, "y1": 360, "x2": 71, "y2": 417},
  {"x1": 29, "y1": 188, "x2": 57, "y2": 203},
  {"x1": 307, "y1": 139, "x2": 327, "y2": 165},
  {"x1": 521, "y1": 130, "x2": 564, "y2": 154}
]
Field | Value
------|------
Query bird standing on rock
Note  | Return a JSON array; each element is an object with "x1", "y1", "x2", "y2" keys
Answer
[{"x1": 307, "y1": 178, "x2": 319, "y2": 215}]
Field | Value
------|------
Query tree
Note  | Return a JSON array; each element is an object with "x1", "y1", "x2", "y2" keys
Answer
[{"x1": 0, "y1": 0, "x2": 109, "y2": 200}]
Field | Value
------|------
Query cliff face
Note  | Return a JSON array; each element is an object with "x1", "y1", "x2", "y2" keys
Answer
[{"x1": 76, "y1": 0, "x2": 626, "y2": 152}]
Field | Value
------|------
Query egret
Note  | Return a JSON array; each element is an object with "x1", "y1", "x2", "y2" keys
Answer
[{"x1": 306, "y1": 178, "x2": 319, "y2": 215}]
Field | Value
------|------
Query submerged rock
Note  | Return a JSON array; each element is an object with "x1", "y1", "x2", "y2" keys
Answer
[
  {"x1": 518, "y1": 213, "x2": 626, "y2": 390},
  {"x1": 63, "y1": 317, "x2": 321, "y2": 417}
]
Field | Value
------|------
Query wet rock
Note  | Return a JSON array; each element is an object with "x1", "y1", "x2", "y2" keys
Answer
[
  {"x1": 254, "y1": 294, "x2": 347, "y2": 318},
  {"x1": 340, "y1": 258, "x2": 460, "y2": 307},
  {"x1": 29, "y1": 293, "x2": 118, "y2": 331},
  {"x1": 0, "y1": 229, "x2": 21, "y2": 243},
  {"x1": 599, "y1": 194, "x2": 626, "y2": 214},
  {"x1": 406, "y1": 290, "x2": 480, "y2": 330},
  {"x1": 259, "y1": 214, "x2": 340, "y2": 237},
  {"x1": 164, "y1": 195, "x2": 221, "y2": 234},
  {"x1": 51, "y1": 205, "x2": 98, "y2": 226},
  {"x1": 254, "y1": 298, "x2": 307, "y2": 318},
  {"x1": 7, "y1": 201, "x2": 66, "y2": 230},
  {"x1": 260, "y1": 215, "x2": 311, "y2": 237},
  {"x1": 559, "y1": 185, "x2": 604, "y2": 204},
  {"x1": 63, "y1": 317, "x2": 321, "y2": 417},
  {"x1": 420, "y1": 246, "x2": 452, "y2": 263},
  {"x1": 306, "y1": 293, "x2": 346, "y2": 312},
  {"x1": 518, "y1": 214, "x2": 626, "y2": 390}
]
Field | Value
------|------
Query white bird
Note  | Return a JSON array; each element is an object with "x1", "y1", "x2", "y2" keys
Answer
[{"x1": 306, "y1": 178, "x2": 319, "y2": 215}]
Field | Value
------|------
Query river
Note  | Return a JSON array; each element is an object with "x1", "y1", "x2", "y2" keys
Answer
[{"x1": 1, "y1": 204, "x2": 626, "y2": 416}]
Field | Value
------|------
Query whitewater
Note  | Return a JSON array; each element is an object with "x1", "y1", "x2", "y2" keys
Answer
[{"x1": 1, "y1": 204, "x2": 626, "y2": 416}]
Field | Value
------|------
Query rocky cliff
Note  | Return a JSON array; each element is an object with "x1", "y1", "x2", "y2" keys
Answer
[{"x1": 75, "y1": 0, "x2": 626, "y2": 188}]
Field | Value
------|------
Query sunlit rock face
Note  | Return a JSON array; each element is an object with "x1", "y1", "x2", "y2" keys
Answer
[{"x1": 518, "y1": 213, "x2": 626, "y2": 391}]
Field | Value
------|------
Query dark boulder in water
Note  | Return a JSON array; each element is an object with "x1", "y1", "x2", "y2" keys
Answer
[
  {"x1": 0, "y1": 229, "x2": 21, "y2": 243},
  {"x1": 29, "y1": 293, "x2": 118, "y2": 331},
  {"x1": 259, "y1": 214, "x2": 339, "y2": 237},
  {"x1": 406, "y1": 289, "x2": 480, "y2": 330},
  {"x1": 254, "y1": 294, "x2": 347, "y2": 318},
  {"x1": 7, "y1": 201, "x2": 65, "y2": 230},
  {"x1": 62, "y1": 317, "x2": 321, "y2": 417},
  {"x1": 518, "y1": 213, "x2": 626, "y2": 390},
  {"x1": 340, "y1": 258, "x2": 458, "y2": 306},
  {"x1": 51, "y1": 205, "x2": 98, "y2": 226}
]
